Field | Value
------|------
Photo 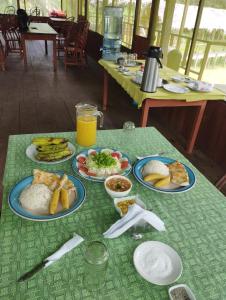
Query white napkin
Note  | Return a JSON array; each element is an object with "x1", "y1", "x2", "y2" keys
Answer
[
  {"x1": 103, "y1": 204, "x2": 166, "y2": 239},
  {"x1": 192, "y1": 81, "x2": 214, "y2": 92},
  {"x1": 44, "y1": 234, "x2": 84, "y2": 268}
]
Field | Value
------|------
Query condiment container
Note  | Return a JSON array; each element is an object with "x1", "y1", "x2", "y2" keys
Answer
[
  {"x1": 168, "y1": 284, "x2": 196, "y2": 300},
  {"x1": 104, "y1": 175, "x2": 132, "y2": 198}
]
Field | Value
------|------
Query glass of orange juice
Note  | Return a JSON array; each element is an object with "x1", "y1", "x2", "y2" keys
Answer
[{"x1": 75, "y1": 103, "x2": 103, "y2": 147}]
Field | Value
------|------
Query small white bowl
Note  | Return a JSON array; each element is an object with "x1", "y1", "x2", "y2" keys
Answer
[
  {"x1": 104, "y1": 175, "x2": 132, "y2": 198},
  {"x1": 114, "y1": 195, "x2": 146, "y2": 217}
]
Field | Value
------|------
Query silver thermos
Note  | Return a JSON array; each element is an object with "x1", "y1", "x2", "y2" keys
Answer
[{"x1": 141, "y1": 46, "x2": 163, "y2": 93}]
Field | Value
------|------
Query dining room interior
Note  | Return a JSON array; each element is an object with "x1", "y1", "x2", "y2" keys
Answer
[{"x1": 0, "y1": 0, "x2": 226, "y2": 299}]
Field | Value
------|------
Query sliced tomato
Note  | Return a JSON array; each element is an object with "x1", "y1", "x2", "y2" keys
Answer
[
  {"x1": 87, "y1": 171, "x2": 96, "y2": 177},
  {"x1": 121, "y1": 161, "x2": 129, "y2": 169},
  {"x1": 78, "y1": 165, "x2": 88, "y2": 173},
  {"x1": 111, "y1": 152, "x2": 120, "y2": 159},
  {"x1": 77, "y1": 156, "x2": 86, "y2": 164}
]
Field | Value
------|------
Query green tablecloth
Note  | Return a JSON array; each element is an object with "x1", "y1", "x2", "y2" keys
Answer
[
  {"x1": 1, "y1": 128, "x2": 226, "y2": 300},
  {"x1": 99, "y1": 59, "x2": 226, "y2": 107}
]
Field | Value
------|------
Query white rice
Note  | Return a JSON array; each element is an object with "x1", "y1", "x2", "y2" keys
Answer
[
  {"x1": 20, "y1": 183, "x2": 52, "y2": 214},
  {"x1": 142, "y1": 160, "x2": 169, "y2": 177}
]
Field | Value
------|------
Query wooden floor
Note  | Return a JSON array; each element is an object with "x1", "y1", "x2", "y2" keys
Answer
[{"x1": 0, "y1": 40, "x2": 225, "y2": 205}]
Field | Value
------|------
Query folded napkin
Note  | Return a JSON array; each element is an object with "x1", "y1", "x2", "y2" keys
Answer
[
  {"x1": 103, "y1": 204, "x2": 166, "y2": 239},
  {"x1": 191, "y1": 81, "x2": 214, "y2": 92},
  {"x1": 45, "y1": 234, "x2": 84, "y2": 268}
]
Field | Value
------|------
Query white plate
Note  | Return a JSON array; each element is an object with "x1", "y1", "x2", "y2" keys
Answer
[
  {"x1": 26, "y1": 142, "x2": 75, "y2": 164},
  {"x1": 171, "y1": 76, "x2": 185, "y2": 83},
  {"x1": 133, "y1": 241, "x2": 183, "y2": 285},
  {"x1": 163, "y1": 84, "x2": 189, "y2": 94},
  {"x1": 122, "y1": 71, "x2": 134, "y2": 76}
]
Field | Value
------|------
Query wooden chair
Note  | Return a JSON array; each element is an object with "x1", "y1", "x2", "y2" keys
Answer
[
  {"x1": 216, "y1": 174, "x2": 226, "y2": 191},
  {"x1": 2, "y1": 27, "x2": 23, "y2": 57},
  {"x1": 1, "y1": 14, "x2": 18, "y2": 30},
  {"x1": 30, "y1": 7, "x2": 41, "y2": 16},
  {"x1": 56, "y1": 19, "x2": 75, "y2": 56},
  {"x1": 64, "y1": 21, "x2": 90, "y2": 70},
  {"x1": 0, "y1": 39, "x2": 6, "y2": 71},
  {"x1": 4, "y1": 6, "x2": 16, "y2": 15},
  {"x1": 167, "y1": 49, "x2": 182, "y2": 71}
]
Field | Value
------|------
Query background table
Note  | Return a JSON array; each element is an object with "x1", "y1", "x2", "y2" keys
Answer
[
  {"x1": 1, "y1": 128, "x2": 226, "y2": 300},
  {"x1": 99, "y1": 59, "x2": 225, "y2": 154},
  {"x1": 22, "y1": 23, "x2": 57, "y2": 71}
]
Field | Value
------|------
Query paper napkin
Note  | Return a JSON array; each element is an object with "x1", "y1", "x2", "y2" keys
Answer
[
  {"x1": 192, "y1": 81, "x2": 214, "y2": 92},
  {"x1": 44, "y1": 233, "x2": 84, "y2": 268},
  {"x1": 103, "y1": 204, "x2": 166, "y2": 239}
]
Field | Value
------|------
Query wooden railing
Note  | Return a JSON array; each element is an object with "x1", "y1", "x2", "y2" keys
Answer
[{"x1": 155, "y1": 30, "x2": 226, "y2": 81}]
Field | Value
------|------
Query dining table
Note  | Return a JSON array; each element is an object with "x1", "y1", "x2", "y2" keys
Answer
[
  {"x1": 99, "y1": 59, "x2": 225, "y2": 154},
  {"x1": 21, "y1": 23, "x2": 58, "y2": 72},
  {"x1": 1, "y1": 127, "x2": 226, "y2": 300}
]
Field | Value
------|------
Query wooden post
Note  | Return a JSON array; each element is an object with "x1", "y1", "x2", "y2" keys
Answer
[
  {"x1": 185, "y1": 0, "x2": 205, "y2": 75},
  {"x1": 131, "y1": 0, "x2": 141, "y2": 51},
  {"x1": 96, "y1": 0, "x2": 99, "y2": 32},
  {"x1": 85, "y1": 0, "x2": 88, "y2": 20},
  {"x1": 17, "y1": 0, "x2": 20, "y2": 9},
  {"x1": 176, "y1": 0, "x2": 189, "y2": 50},
  {"x1": 148, "y1": 0, "x2": 160, "y2": 45},
  {"x1": 160, "y1": 0, "x2": 176, "y2": 65},
  {"x1": 198, "y1": 43, "x2": 211, "y2": 80}
]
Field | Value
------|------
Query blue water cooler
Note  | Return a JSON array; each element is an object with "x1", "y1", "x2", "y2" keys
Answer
[{"x1": 102, "y1": 7, "x2": 123, "y2": 61}]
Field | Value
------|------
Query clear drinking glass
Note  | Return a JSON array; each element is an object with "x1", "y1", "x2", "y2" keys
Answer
[
  {"x1": 120, "y1": 121, "x2": 136, "y2": 152},
  {"x1": 127, "y1": 53, "x2": 137, "y2": 66},
  {"x1": 122, "y1": 52, "x2": 128, "y2": 65},
  {"x1": 123, "y1": 121, "x2": 136, "y2": 133},
  {"x1": 133, "y1": 53, "x2": 138, "y2": 61},
  {"x1": 83, "y1": 241, "x2": 109, "y2": 291}
]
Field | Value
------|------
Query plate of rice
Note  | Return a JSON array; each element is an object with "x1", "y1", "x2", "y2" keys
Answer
[
  {"x1": 133, "y1": 156, "x2": 196, "y2": 193},
  {"x1": 8, "y1": 172, "x2": 86, "y2": 221}
]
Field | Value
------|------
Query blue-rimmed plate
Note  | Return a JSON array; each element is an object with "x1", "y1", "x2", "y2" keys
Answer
[
  {"x1": 72, "y1": 147, "x2": 132, "y2": 182},
  {"x1": 133, "y1": 157, "x2": 196, "y2": 193},
  {"x1": 8, "y1": 173, "x2": 86, "y2": 221}
]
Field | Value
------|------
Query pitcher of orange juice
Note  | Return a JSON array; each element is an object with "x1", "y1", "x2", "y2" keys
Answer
[{"x1": 75, "y1": 103, "x2": 104, "y2": 147}]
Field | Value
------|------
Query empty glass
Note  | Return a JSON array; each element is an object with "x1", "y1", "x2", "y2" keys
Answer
[
  {"x1": 83, "y1": 241, "x2": 109, "y2": 291},
  {"x1": 122, "y1": 52, "x2": 128, "y2": 65},
  {"x1": 120, "y1": 121, "x2": 136, "y2": 152},
  {"x1": 123, "y1": 121, "x2": 136, "y2": 132},
  {"x1": 127, "y1": 53, "x2": 137, "y2": 66}
]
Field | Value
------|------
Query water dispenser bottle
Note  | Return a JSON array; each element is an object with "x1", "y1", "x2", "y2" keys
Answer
[{"x1": 102, "y1": 7, "x2": 123, "y2": 61}]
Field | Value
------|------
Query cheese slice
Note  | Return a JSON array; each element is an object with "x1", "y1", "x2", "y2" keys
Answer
[{"x1": 168, "y1": 161, "x2": 189, "y2": 186}]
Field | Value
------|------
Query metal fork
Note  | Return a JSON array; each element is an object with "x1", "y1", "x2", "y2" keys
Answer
[{"x1": 136, "y1": 151, "x2": 167, "y2": 160}]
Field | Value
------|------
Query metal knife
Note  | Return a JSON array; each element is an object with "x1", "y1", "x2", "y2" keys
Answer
[
  {"x1": 17, "y1": 233, "x2": 84, "y2": 283},
  {"x1": 17, "y1": 260, "x2": 48, "y2": 282}
]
